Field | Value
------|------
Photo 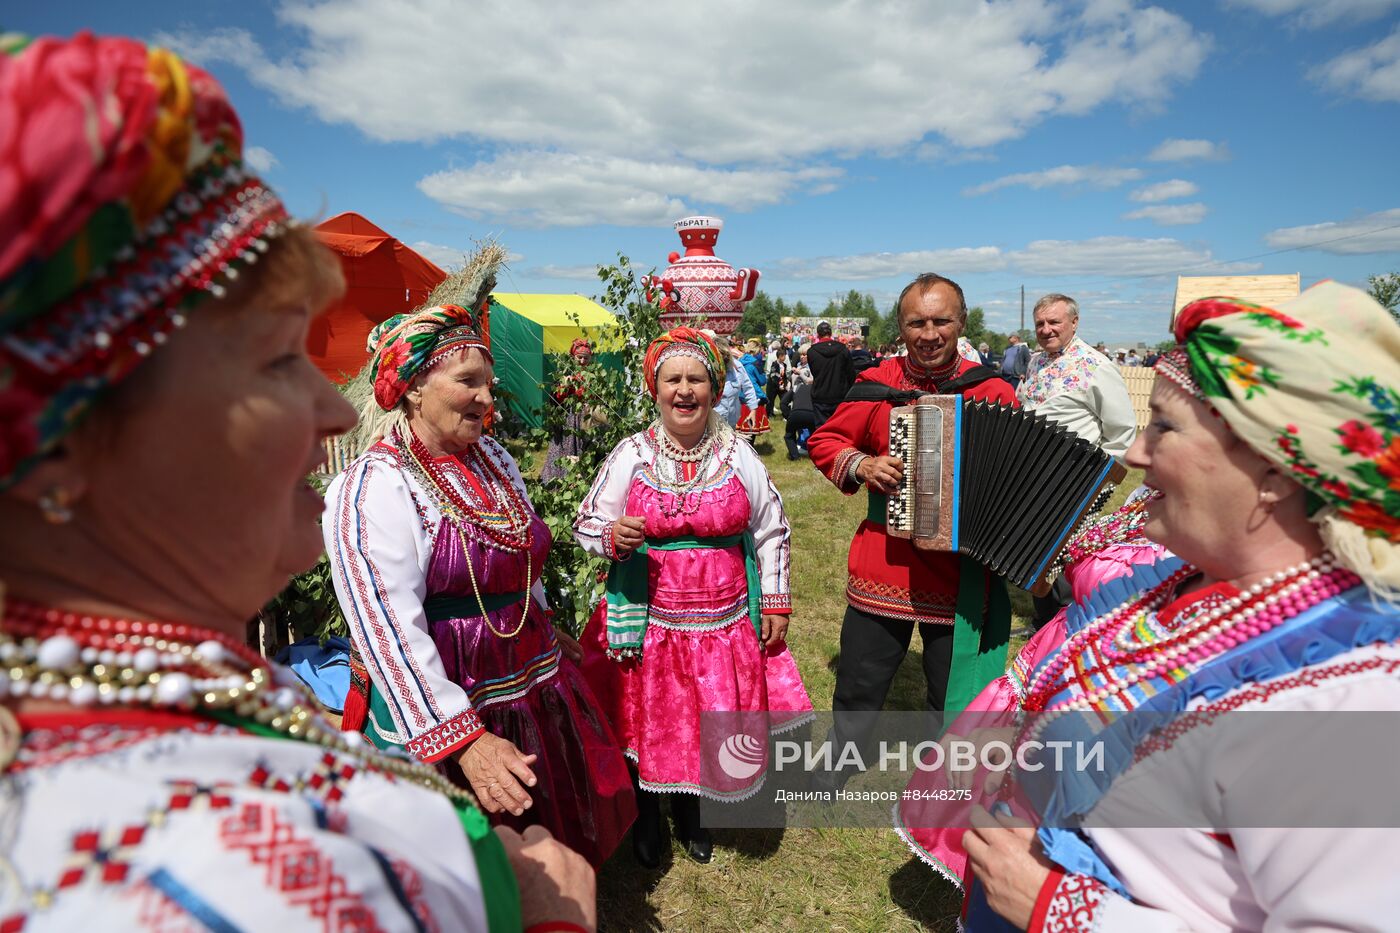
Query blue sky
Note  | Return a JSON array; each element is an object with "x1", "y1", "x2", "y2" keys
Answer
[{"x1": 14, "y1": 0, "x2": 1400, "y2": 344}]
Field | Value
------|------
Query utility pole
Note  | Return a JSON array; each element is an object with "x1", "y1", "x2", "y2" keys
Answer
[{"x1": 1020, "y1": 285, "x2": 1025, "y2": 334}]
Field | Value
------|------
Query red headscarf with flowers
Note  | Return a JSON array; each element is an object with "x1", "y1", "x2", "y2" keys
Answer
[
  {"x1": 366, "y1": 304, "x2": 491, "y2": 410},
  {"x1": 642, "y1": 327, "x2": 726, "y2": 400},
  {"x1": 0, "y1": 33, "x2": 289, "y2": 487}
]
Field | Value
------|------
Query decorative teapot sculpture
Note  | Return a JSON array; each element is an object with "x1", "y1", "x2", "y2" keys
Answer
[{"x1": 642, "y1": 216, "x2": 760, "y2": 335}]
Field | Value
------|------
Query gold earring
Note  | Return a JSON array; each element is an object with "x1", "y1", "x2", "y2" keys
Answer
[{"x1": 38, "y1": 488, "x2": 73, "y2": 524}]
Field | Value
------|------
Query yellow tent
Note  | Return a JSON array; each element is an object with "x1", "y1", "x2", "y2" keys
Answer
[{"x1": 488, "y1": 293, "x2": 621, "y2": 429}]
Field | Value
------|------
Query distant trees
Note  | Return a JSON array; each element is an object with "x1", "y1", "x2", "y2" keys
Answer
[{"x1": 1368, "y1": 272, "x2": 1400, "y2": 323}]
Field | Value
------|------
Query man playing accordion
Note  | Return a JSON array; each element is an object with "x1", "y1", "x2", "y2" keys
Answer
[{"x1": 808, "y1": 273, "x2": 1018, "y2": 780}]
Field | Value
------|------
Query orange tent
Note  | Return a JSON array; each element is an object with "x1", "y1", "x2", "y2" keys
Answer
[{"x1": 309, "y1": 212, "x2": 448, "y2": 382}]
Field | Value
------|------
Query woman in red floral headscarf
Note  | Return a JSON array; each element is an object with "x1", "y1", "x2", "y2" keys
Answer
[{"x1": 0, "y1": 32, "x2": 594, "y2": 932}]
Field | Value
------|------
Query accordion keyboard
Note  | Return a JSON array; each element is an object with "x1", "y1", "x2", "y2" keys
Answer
[{"x1": 887, "y1": 411, "x2": 914, "y2": 533}]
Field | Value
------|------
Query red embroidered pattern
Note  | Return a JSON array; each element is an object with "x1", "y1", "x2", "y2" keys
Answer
[
  {"x1": 830, "y1": 447, "x2": 866, "y2": 491},
  {"x1": 12, "y1": 719, "x2": 223, "y2": 772},
  {"x1": 219, "y1": 802, "x2": 383, "y2": 931},
  {"x1": 1134, "y1": 655, "x2": 1400, "y2": 764},
  {"x1": 388, "y1": 859, "x2": 441, "y2": 933},
  {"x1": 127, "y1": 880, "x2": 206, "y2": 933},
  {"x1": 1041, "y1": 872, "x2": 1107, "y2": 932},
  {"x1": 336, "y1": 459, "x2": 432, "y2": 730},
  {"x1": 404, "y1": 708, "x2": 484, "y2": 763},
  {"x1": 846, "y1": 575, "x2": 957, "y2": 624},
  {"x1": 761, "y1": 593, "x2": 792, "y2": 612}
]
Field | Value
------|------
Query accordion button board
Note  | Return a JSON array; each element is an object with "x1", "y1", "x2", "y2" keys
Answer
[{"x1": 887, "y1": 395, "x2": 1127, "y2": 592}]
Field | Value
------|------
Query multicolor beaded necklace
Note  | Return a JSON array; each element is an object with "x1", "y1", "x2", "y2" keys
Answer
[
  {"x1": 1020, "y1": 553, "x2": 1360, "y2": 722},
  {"x1": 0, "y1": 599, "x2": 478, "y2": 809},
  {"x1": 394, "y1": 428, "x2": 534, "y2": 638}
]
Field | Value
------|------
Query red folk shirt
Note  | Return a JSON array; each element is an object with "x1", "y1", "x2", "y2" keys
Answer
[{"x1": 808, "y1": 356, "x2": 1018, "y2": 624}]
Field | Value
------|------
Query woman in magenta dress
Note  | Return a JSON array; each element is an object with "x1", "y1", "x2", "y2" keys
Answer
[
  {"x1": 326, "y1": 303, "x2": 634, "y2": 867},
  {"x1": 575, "y1": 327, "x2": 813, "y2": 866}
]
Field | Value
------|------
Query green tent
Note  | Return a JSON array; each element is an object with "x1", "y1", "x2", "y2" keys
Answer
[{"x1": 488, "y1": 293, "x2": 622, "y2": 429}]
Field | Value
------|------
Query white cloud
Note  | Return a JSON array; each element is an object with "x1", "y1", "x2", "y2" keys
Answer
[
  {"x1": 772, "y1": 248, "x2": 1009, "y2": 281},
  {"x1": 1011, "y1": 236, "x2": 1259, "y2": 276},
  {"x1": 1227, "y1": 0, "x2": 1400, "y2": 27},
  {"x1": 1123, "y1": 203, "x2": 1209, "y2": 225},
  {"x1": 1146, "y1": 138, "x2": 1230, "y2": 162},
  {"x1": 1311, "y1": 25, "x2": 1400, "y2": 102},
  {"x1": 1129, "y1": 179, "x2": 1199, "y2": 202},
  {"x1": 158, "y1": 0, "x2": 1207, "y2": 162},
  {"x1": 525, "y1": 264, "x2": 604, "y2": 281},
  {"x1": 1263, "y1": 207, "x2": 1400, "y2": 254},
  {"x1": 244, "y1": 145, "x2": 279, "y2": 173},
  {"x1": 417, "y1": 151, "x2": 840, "y2": 227},
  {"x1": 408, "y1": 242, "x2": 523, "y2": 270},
  {"x1": 963, "y1": 164, "x2": 1143, "y2": 197}
]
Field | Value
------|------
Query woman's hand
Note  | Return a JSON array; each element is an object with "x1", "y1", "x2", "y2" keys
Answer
[
  {"x1": 944, "y1": 726, "x2": 1017, "y2": 792},
  {"x1": 496, "y1": 825, "x2": 597, "y2": 932},
  {"x1": 963, "y1": 806, "x2": 1053, "y2": 930},
  {"x1": 611, "y1": 515, "x2": 646, "y2": 555},
  {"x1": 760, "y1": 614, "x2": 789, "y2": 647},
  {"x1": 554, "y1": 628, "x2": 584, "y2": 664},
  {"x1": 458, "y1": 733, "x2": 538, "y2": 816}
]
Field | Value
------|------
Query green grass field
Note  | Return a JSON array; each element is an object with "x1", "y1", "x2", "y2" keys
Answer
[{"x1": 593, "y1": 412, "x2": 1141, "y2": 931}]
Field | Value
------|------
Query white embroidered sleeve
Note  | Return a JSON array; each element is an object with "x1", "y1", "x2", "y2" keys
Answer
[
  {"x1": 733, "y1": 441, "x2": 792, "y2": 612},
  {"x1": 324, "y1": 457, "x2": 482, "y2": 763},
  {"x1": 1091, "y1": 363, "x2": 1138, "y2": 460},
  {"x1": 573, "y1": 437, "x2": 644, "y2": 560}
]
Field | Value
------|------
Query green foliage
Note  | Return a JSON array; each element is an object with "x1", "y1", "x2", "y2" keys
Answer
[
  {"x1": 1154, "y1": 338, "x2": 1177, "y2": 353},
  {"x1": 738, "y1": 290, "x2": 780, "y2": 338},
  {"x1": 524, "y1": 256, "x2": 664, "y2": 636},
  {"x1": 1368, "y1": 272, "x2": 1400, "y2": 323},
  {"x1": 259, "y1": 475, "x2": 345, "y2": 645}
]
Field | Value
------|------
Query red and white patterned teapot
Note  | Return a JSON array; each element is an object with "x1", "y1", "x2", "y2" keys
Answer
[{"x1": 643, "y1": 216, "x2": 760, "y2": 335}]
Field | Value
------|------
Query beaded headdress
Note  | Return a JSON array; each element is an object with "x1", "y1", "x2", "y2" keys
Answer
[
  {"x1": 366, "y1": 304, "x2": 491, "y2": 410},
  {"x1": 0, "y1": 33, "x2": 290, "y2": 487},
  {"x1": 643, "y1": 327, "x2": 725, "y2": 400},
  {"x1": 1172, "y1": 283, "x2": 1400, "y2": 599}
]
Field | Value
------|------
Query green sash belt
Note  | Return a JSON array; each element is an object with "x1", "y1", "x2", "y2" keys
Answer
[
  {"x1": 604, "y1": 532, "x2": 761, "y2": 659},
  {"x1": 865, "y1": 490, "x2": 1010, "y2": 722},
  {"x1": 423, "y1": 590, "x2": 528, "y2": 622},
  {"x1": 212, "y1": 711, "x2": 522, "y2": 932}
]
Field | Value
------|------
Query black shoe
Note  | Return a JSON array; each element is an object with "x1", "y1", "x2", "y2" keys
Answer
[
  {"x1": 632, "y1": 786, "x2": 662, "y2": 869},
  {"x1": 670, "y1": 795, "x2": 713, "y2": 864}
]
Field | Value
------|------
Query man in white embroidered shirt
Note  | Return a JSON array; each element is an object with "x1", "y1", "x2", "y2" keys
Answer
[{"x1": 1017, "y1": 293, "x2": 1136, "y2": 459}]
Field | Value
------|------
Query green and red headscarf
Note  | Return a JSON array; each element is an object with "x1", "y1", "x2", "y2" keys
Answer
[
  {"x1": 643, "y1": 327, "x2": 726, "y2": 400},
  {"x1": 1164, "y1": 281, "x2": 1400, "y2": 597},
  {"x1": 0, "y1": 32, "x2": 289, "y2": 487},
  {"x1": 366, "y1": 304, "x2": 491, "y2": 410}
]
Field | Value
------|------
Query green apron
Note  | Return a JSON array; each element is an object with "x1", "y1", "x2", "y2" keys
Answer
[
  {"x1": 603, "y1": 532, "x2": 762, "y2": 658},
  {"x1": 866, "y1": 490, "x2": 1011, "y2": 719}
]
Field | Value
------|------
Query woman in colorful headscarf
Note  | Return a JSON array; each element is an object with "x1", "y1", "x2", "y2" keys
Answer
[
  {"x1": 956, "y1": 282, "x2": 1400, "y2": 931},
  {"x1": 574, "y1": 327, "x2": 813, "y2": 866},
  {"x1": 324, "y1": 303, "x2": 634, "y2": 868},
  {"x1": 0, "y1": 32, "x2": 593, "y2": 931},
  {"x1": 540, "y1": 337, "x2": 597, "y2": 482}
]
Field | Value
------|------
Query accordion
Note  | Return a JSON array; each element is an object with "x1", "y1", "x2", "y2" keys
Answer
[{"x1": 886, "y1": 396, "x2": 1126, "y2": 592}]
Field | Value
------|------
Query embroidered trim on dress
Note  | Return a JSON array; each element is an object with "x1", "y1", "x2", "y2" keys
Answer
[
  {"x1": 1030, "y1": 870, "x2": 1108, "y2": 933},
  {"x1": 404, "y1": 708, "x2": 485, "y2": 763},
  {"x1": 846, "y1": 575, "x2": 957, "y2": 625}
]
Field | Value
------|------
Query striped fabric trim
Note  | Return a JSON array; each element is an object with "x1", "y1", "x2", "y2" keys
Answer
[
  {"x1": 846, "y1": 575, "x2": 957, "y2": 625},
  {"x1": 466, "y1": 647, "x2": 563, "y2": 709},
  {"x1": 647, "y1": 598, "x2": 749, "y2": 633},
  {"x1": 830, "y1": 447, "x2": 866, "y2": 491}
]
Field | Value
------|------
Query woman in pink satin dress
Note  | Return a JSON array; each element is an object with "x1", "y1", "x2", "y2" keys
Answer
[{"x1": 574, "y1": 328, "x2": 813, "y2": 867}]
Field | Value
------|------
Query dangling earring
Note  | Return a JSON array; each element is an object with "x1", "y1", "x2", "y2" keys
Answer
[
  {"x1": 1258, "y1": 489, "x2": 1278, "y2": 514},
  {"x1": 38, "y1": 488, "x2": 73, "y2": 524}
]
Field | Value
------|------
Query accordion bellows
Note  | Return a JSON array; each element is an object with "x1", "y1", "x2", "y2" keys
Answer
[{"x1": 887, "y1": 397, "x2": 1125, "y2": 591}]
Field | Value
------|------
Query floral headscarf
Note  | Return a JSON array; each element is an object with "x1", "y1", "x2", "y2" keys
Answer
[
  {"x1": 643, "y1": 327, "x2": 726, "y2": 400},
  {"x1": 1168, "y1": 281, "x2": 1400, "y2": 597},
  {"x1": 366, "y1": 304, "x2": 491, "y2": 410},
  {"x1": 570, "y1": 337, "x2": 592, "y2": 358},
  {"x1": 0, "y1": 33, "x2": 289, "y2": 487}
]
